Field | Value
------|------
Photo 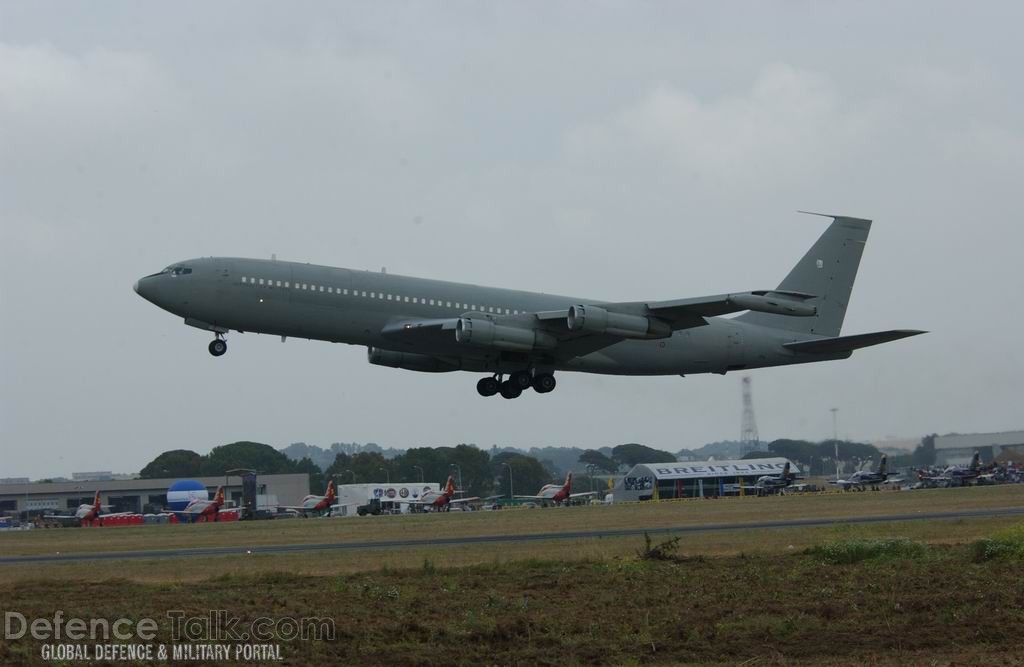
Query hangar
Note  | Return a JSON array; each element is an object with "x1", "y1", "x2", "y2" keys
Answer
[
  {"x1": 933, "y1": 430, "x2": 1024, "y2": 466},
  {"x1": 0, "y1": 474, "x2": 309, "y2": 519},
  {"x1": 614, "y1": 458, "x2": 801, "y2": 502}
]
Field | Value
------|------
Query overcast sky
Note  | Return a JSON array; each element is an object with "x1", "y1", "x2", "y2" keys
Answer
[{"x1": 2, "y1": 2, "x2": 1022, "y2": 478}]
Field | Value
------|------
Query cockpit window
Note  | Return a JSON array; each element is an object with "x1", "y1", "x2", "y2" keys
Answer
[{"x1": 164, "y1": 266, "x2": 193, "y2": 276}]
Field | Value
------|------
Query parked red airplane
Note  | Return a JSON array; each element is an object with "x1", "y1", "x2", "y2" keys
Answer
[
  {"x1": 44, "y1": 490, "x2": 105, "y2": 526},
  {"x1": 280, "y1": 480, "x2": 338, "y2": 516},
  {"x1": 178, "y1": 486, "x2": 225, "y2": 522},
  {"x1": 516, "y1": 472, "x2": 598, "y2": 506},
  {"x1": 404, "y1": 476, "x2": 479, "y2": 512}
]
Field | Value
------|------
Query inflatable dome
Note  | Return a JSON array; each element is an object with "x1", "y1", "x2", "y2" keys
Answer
[{"x1": 167, "y1": 479, "x2": 208, "y2": 511}]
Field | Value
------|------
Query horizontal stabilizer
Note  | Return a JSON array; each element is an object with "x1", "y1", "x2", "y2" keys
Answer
[{"x1": 784, "y1": 329, "x2": 926, "y2": 354}]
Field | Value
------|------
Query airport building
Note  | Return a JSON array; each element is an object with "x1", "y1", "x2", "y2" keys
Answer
[
  {"x1": 933, "y1": 431, "x2": 1024, "y2": 466},
  {"x1": 613, "y1": 458, "x2": 800, "y2": 502},
  {"x1": 332, "y1": 482, "x2": 442, "y2": 514},
  {"x1": 0, "y1": 474, "x2": 309, "y2": 517}
]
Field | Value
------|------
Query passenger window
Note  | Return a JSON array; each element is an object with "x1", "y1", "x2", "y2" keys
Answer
[
  {"x1": 446, "y1": 302, "x2": 452, "y2": 308},
  {"x1": 241, "y1": 276, "x2": 247, "y2": 283},
  {"x1": 285, "y1": 282, "x2": 290, "y2": 288},
  {"x1": 259, "y1": 279, "x2": 264, "y2": 285},
  {"x1": 429, "y1": 299, "x2": 435, "y2": 305},
  {"x1": 319, "y1": 286, "x2": 324, "y2": 292},
  {"x1": 276, "y1": 281, "x2": 281, "y2": 287}
]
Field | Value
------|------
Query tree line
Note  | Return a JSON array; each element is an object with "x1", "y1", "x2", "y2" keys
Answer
[{"x1": 139, "y1": 441, "x2": 681, "y2": 497}]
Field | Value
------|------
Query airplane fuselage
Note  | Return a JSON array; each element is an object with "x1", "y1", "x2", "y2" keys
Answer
[{"x1": 134, "y1": 257, "x2": 846, "y2": 377}]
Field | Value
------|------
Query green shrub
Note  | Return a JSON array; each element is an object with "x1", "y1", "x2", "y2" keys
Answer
[
  {"x1": 969, "y1": 524, "x2": 1024, "y2": 562},
  {"x1": 806, "y1": 538, "x2": 926, "y2": 564},
  {"x1": 637, "y1": 532, "x2": 683, "y2": 561}
]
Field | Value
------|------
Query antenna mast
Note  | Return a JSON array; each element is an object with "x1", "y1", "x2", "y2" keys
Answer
[{"x1": 740, "y1": 376, "x2": 759, "y2": 456}]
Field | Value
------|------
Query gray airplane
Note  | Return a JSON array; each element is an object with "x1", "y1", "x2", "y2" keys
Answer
[{"x1": 134, "y1": 214, "x2": 924, "y2": 398}]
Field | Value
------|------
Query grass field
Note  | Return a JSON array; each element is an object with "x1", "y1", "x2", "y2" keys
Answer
[
  {"x1": 2, "y1": 486, "x2": 1022, "y2": 665},
  {"x1": 2, "y1": 528, "x2": 1023, "y2": 665},
  {"x1": 3, "y1": 484, "x2": 1022, "y2": 561}
]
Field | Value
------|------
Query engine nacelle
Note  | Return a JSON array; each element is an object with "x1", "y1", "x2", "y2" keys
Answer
[
  {"x1": 367, "y1": 347, "x2": 457, "y2": 373},
  {"x1": 566, "y1": 305, "x2": 671, "y2": 339},
  {"x1": 455, "y1": 318, "x2": 556, "y2": 351}
]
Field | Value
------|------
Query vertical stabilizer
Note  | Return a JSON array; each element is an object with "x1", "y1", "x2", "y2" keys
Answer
[{"x1": 737, "y1": 214, "x2": 871, "y2": 337}]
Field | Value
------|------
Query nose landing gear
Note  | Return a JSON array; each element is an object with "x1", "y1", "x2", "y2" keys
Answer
[{"x1": 208, "y1": 334, "x2": 227, "y2": 357}]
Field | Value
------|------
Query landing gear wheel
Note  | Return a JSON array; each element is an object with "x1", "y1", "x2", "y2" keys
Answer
[
  {"x1": 208, "y1": 339, "x2": 227, "y2": 357},
  {"x1": 532, "y1": 374, "x2": 556, "y2": 393},
  {"x1": 511, "y1": 371, "x2": 533, "y2": 390},
  {"x1": 476, "y1": 377, "x2": 500, "y2": 397},
  {"x1": 499, "y1": 380, "x2": 523, "y2": 399}
]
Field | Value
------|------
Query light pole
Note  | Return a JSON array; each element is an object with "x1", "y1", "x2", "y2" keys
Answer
[
  {"x1": 503, "y1": 463, "x2": 514, "y2": 500},
  {"x1": 412, "y1": 465, "x2": 424, "y2": 483},
  {"x1": 586, "y1": 465, "x2": 597, "y2": 493},
  {"x1": 379, "y1": 467, "x2": 390, "y2": 485},
  {"x1": 831, "y1": 407, "x2": 840, "y2": 479}
]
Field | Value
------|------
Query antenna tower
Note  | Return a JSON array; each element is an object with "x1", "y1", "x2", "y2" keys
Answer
[{"x1": 740, "y1": 377, "x2": 759, "y2": 455}]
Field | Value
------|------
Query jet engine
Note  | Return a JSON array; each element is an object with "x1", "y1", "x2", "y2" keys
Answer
[
  {"x1": 367, "y1": 347, "x2": 458, "y2": 373},
  {"x1": 566, "y1": 305, "x2": 671, "y2": 339},
  {"x1": 455, "y1": 318, "x2": 557, "y2": 352}
]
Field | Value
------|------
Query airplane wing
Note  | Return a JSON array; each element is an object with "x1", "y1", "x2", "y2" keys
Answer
[
  {"x1": 448, "y1": 496, "x2": 480, "y2": 504},
  {"x1": 638, "y1": 290, "x2": 817, "y2": 327},
  {"x1": 379, "y1": 290, "x2": 818, "y2": 361},
  {"x1": 569, "y1": 491, "x2": 599, "y2": 499}
]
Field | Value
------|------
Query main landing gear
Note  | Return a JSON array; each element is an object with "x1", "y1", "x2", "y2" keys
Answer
[
  {"x1": 208, "y1": 334, "x2": 227, "y2": 357},
  {"x1": 476, "y1": 371, "x2": 556, "y2": 399}
]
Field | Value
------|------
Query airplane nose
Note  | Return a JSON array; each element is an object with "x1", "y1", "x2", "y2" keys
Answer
[{"x1": 133, "y1": 280, "x2": 140, "y2": 294}]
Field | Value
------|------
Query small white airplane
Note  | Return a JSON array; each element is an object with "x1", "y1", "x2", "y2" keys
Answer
[
  {"x1": 43, "y1": 491, "x2": 108, "y2": 525},
  {"x1": 402, "y1": 476, "x2": 479, "y2": 512},
  {"x1": 279, "y1": 480, "x2": 342, "y2": 517},
  {"x1": 515, "y1": 472, "x2": 598, "y2": 506}
]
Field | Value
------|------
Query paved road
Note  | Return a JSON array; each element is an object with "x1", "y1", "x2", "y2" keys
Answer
[{"x1": 3, "y1": 506, "x2": 1022, "y2": 565}]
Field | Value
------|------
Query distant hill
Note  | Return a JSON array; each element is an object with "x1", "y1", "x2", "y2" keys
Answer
[
  {"x1": 677, "y1": 440, "x2": 760, "y2": 461},
  {"x1": 279, "y1": 442, "x2": 405, "y2": 470}
]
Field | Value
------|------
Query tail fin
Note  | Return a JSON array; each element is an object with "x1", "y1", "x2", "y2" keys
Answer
[
  {"x1": 93, "y1": 491, "x2": 101, "y2": 509},
  {"x1": 213, "y1": 486, "x2": 225, "y2": 506},
  {"x1": 970, "y1": 452, "x2": 980, "y2": 470},
  {"x1": 878, "y1": 454, "x2": 888, "y2": 475},
  {"x1": 565, "y1": 472, "x2": 573, "y2": 492},
  {"x1": 736, "y1": 214, "x2": 871, "y2": 337},
  {"x1": 444, "y1": 476, "x2": 456, "y2": 497},
  {"x1": 326, "y1": 480, "x2": 336, "y2": 502},
  {"x1": 782, "y1": 462, "x2": 791, "y2": 478}
]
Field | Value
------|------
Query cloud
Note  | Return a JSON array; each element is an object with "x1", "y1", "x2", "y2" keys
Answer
[{"x1": 561, "y1": 64, "x2": 880, "y2": 192}]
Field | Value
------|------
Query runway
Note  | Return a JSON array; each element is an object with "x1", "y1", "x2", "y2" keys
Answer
[{"x1": 4, "y1": 505, "x2": 1022, "y2": 565}]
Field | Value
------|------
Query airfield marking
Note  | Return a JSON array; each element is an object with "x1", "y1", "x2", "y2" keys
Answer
[{"x1": 3, "y1": 505, "x2": 1022, "y2": 565}]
